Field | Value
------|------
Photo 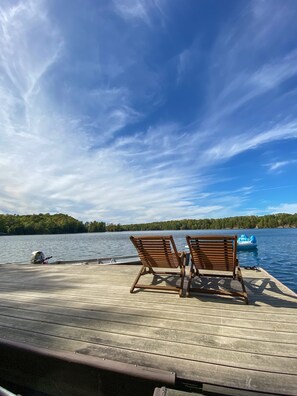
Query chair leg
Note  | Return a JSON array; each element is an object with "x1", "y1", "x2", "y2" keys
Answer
[
  {"x1": 237, "y1": 267, "x2": 248, "y2": 304},
  {"x1": 130, "y1": 265, "x2": 146, "y2": 293},
  {"x1": 186, "y1": 263, "x2": 195, "y2": 296},
  {"x1": 179, "y1": 265, "x2": 186, "y2": 297}
]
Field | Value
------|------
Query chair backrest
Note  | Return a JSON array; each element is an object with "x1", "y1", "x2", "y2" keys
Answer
[
  {"x1": 186, "y1": 235, "x2": 237, "y2": 275},
  {"x1": 130, "y1": 235, "x2": 181, "y2": 268}
]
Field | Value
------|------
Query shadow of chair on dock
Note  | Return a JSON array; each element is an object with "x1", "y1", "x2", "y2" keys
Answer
[
  {"x1": 185, "y1": 273, "x2": 297, "y2": 308},
  {"x1": 185, "y1": 276, "x2": 247, "y2": 305},
  {"x1": 129, "y1": 269, "x2": 297, "y2": 307},
  {"x1": 131, "y1": 273, "x2": 185, "y2": 295},
  {"x1": 243, "y1": 275, "x2": 297, "y2": 308}
]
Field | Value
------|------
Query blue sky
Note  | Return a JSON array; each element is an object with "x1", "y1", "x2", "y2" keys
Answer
[{"x1": 1, "y1": 0, "x2": 297, "y2": 224}]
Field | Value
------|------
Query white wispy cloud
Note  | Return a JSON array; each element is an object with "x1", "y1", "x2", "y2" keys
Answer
[
  {"x1": 268, "y1": 203, "x2": 297, "y2": 214},
  {"x1": 1, "y1": 0, "x2": 297, "y2": 224},
  {"x1": 113, "y1": 0, "x2": 149, "y2": 23},
  {"x1": 203, "y1": 121, "x2": 297, "y2": 162},
  {"x1": 0, "y1": 0, "x2": 62, "y2": 99},
  {"x1": 176, "y1": 48, "x2": 192, "y2": 85},
  {"x1": 250, "y1": 51, "x2": 297, "y2": 90},
  {"x1": 202, "y1": 1, "x2": 297, "y2": 132},
  {"x1": 112, "y1": 0, "x2": 165, "y2": 27},
  {"x1": 266, "y1": 159, "x2": 297, "y2": 172}
]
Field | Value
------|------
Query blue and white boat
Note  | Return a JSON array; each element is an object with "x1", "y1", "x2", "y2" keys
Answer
[{"x1": 237, "y1": 234, "x2": 257, "y2": 250}]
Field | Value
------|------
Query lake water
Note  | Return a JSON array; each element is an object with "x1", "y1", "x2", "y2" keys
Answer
[{"x1": 0, "y1": 228, "x2": 296, "y2": 293}]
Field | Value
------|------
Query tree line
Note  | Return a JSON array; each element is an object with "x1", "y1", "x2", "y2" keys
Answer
[
  {"x1": 0, "y1": 214, "x2": 103, "y2": 235},
  {"x1": 0, "y1": 212, "x2": 296, "y2": 235},
  {"x1": 120, "y1": 213, "x2": 297, "y2": 231}
]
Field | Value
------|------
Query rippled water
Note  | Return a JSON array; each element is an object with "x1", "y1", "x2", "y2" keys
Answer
[{"x1": 0, "y1": 228, "x2": 296, "y2": 293}]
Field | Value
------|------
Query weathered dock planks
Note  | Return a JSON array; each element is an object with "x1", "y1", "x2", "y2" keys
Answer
[{"x1": 0, "y1": 263, "x2": 296, "y2": 395}]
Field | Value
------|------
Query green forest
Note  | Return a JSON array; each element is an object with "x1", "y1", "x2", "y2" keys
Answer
[{"x1": 0, "y1": 212, "x2": 296, "y2": 235}]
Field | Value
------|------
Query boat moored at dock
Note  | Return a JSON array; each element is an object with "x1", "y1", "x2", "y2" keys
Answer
[{"x1": 29, "y1": 251, "x2": 140, "y2": 266}]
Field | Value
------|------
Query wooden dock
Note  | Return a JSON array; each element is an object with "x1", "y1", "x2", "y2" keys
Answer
[{"x1": 0, "y1": 263, "x2": 296, "y2": 396}]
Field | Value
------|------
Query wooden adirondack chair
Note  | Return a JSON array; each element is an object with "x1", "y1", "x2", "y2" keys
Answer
[
  {"x1": 130, "y1": 235, "x2": 186, "y2": 296},
  {"x1": 186, "y1": 235, "x2": 248, "y2": 304}
]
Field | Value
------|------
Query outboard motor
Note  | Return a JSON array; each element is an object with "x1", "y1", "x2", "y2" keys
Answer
[
  {"x1": 31, "y1": 251, "x2": 45, "y2": 264},
  {"x1": 31, "y1": 251, "x2": 52, "y2": 264}
]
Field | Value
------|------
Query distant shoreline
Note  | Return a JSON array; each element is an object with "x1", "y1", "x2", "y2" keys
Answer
[{"x1": 0, "y1": 212, "x2": 296, "y2": 235}]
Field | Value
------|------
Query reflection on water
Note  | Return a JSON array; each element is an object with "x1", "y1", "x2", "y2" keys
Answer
[
  {"x1": 237, "y1": 249, "x2": 260, "y2": 267},
  {"x1": 0, "y1": 228, "x2": 296, "y2": 293}
]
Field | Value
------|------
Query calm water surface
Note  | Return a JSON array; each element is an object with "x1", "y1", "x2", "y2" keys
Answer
[{"x1": 0, "y1": 229, "x2": 296, "y2": 293}]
